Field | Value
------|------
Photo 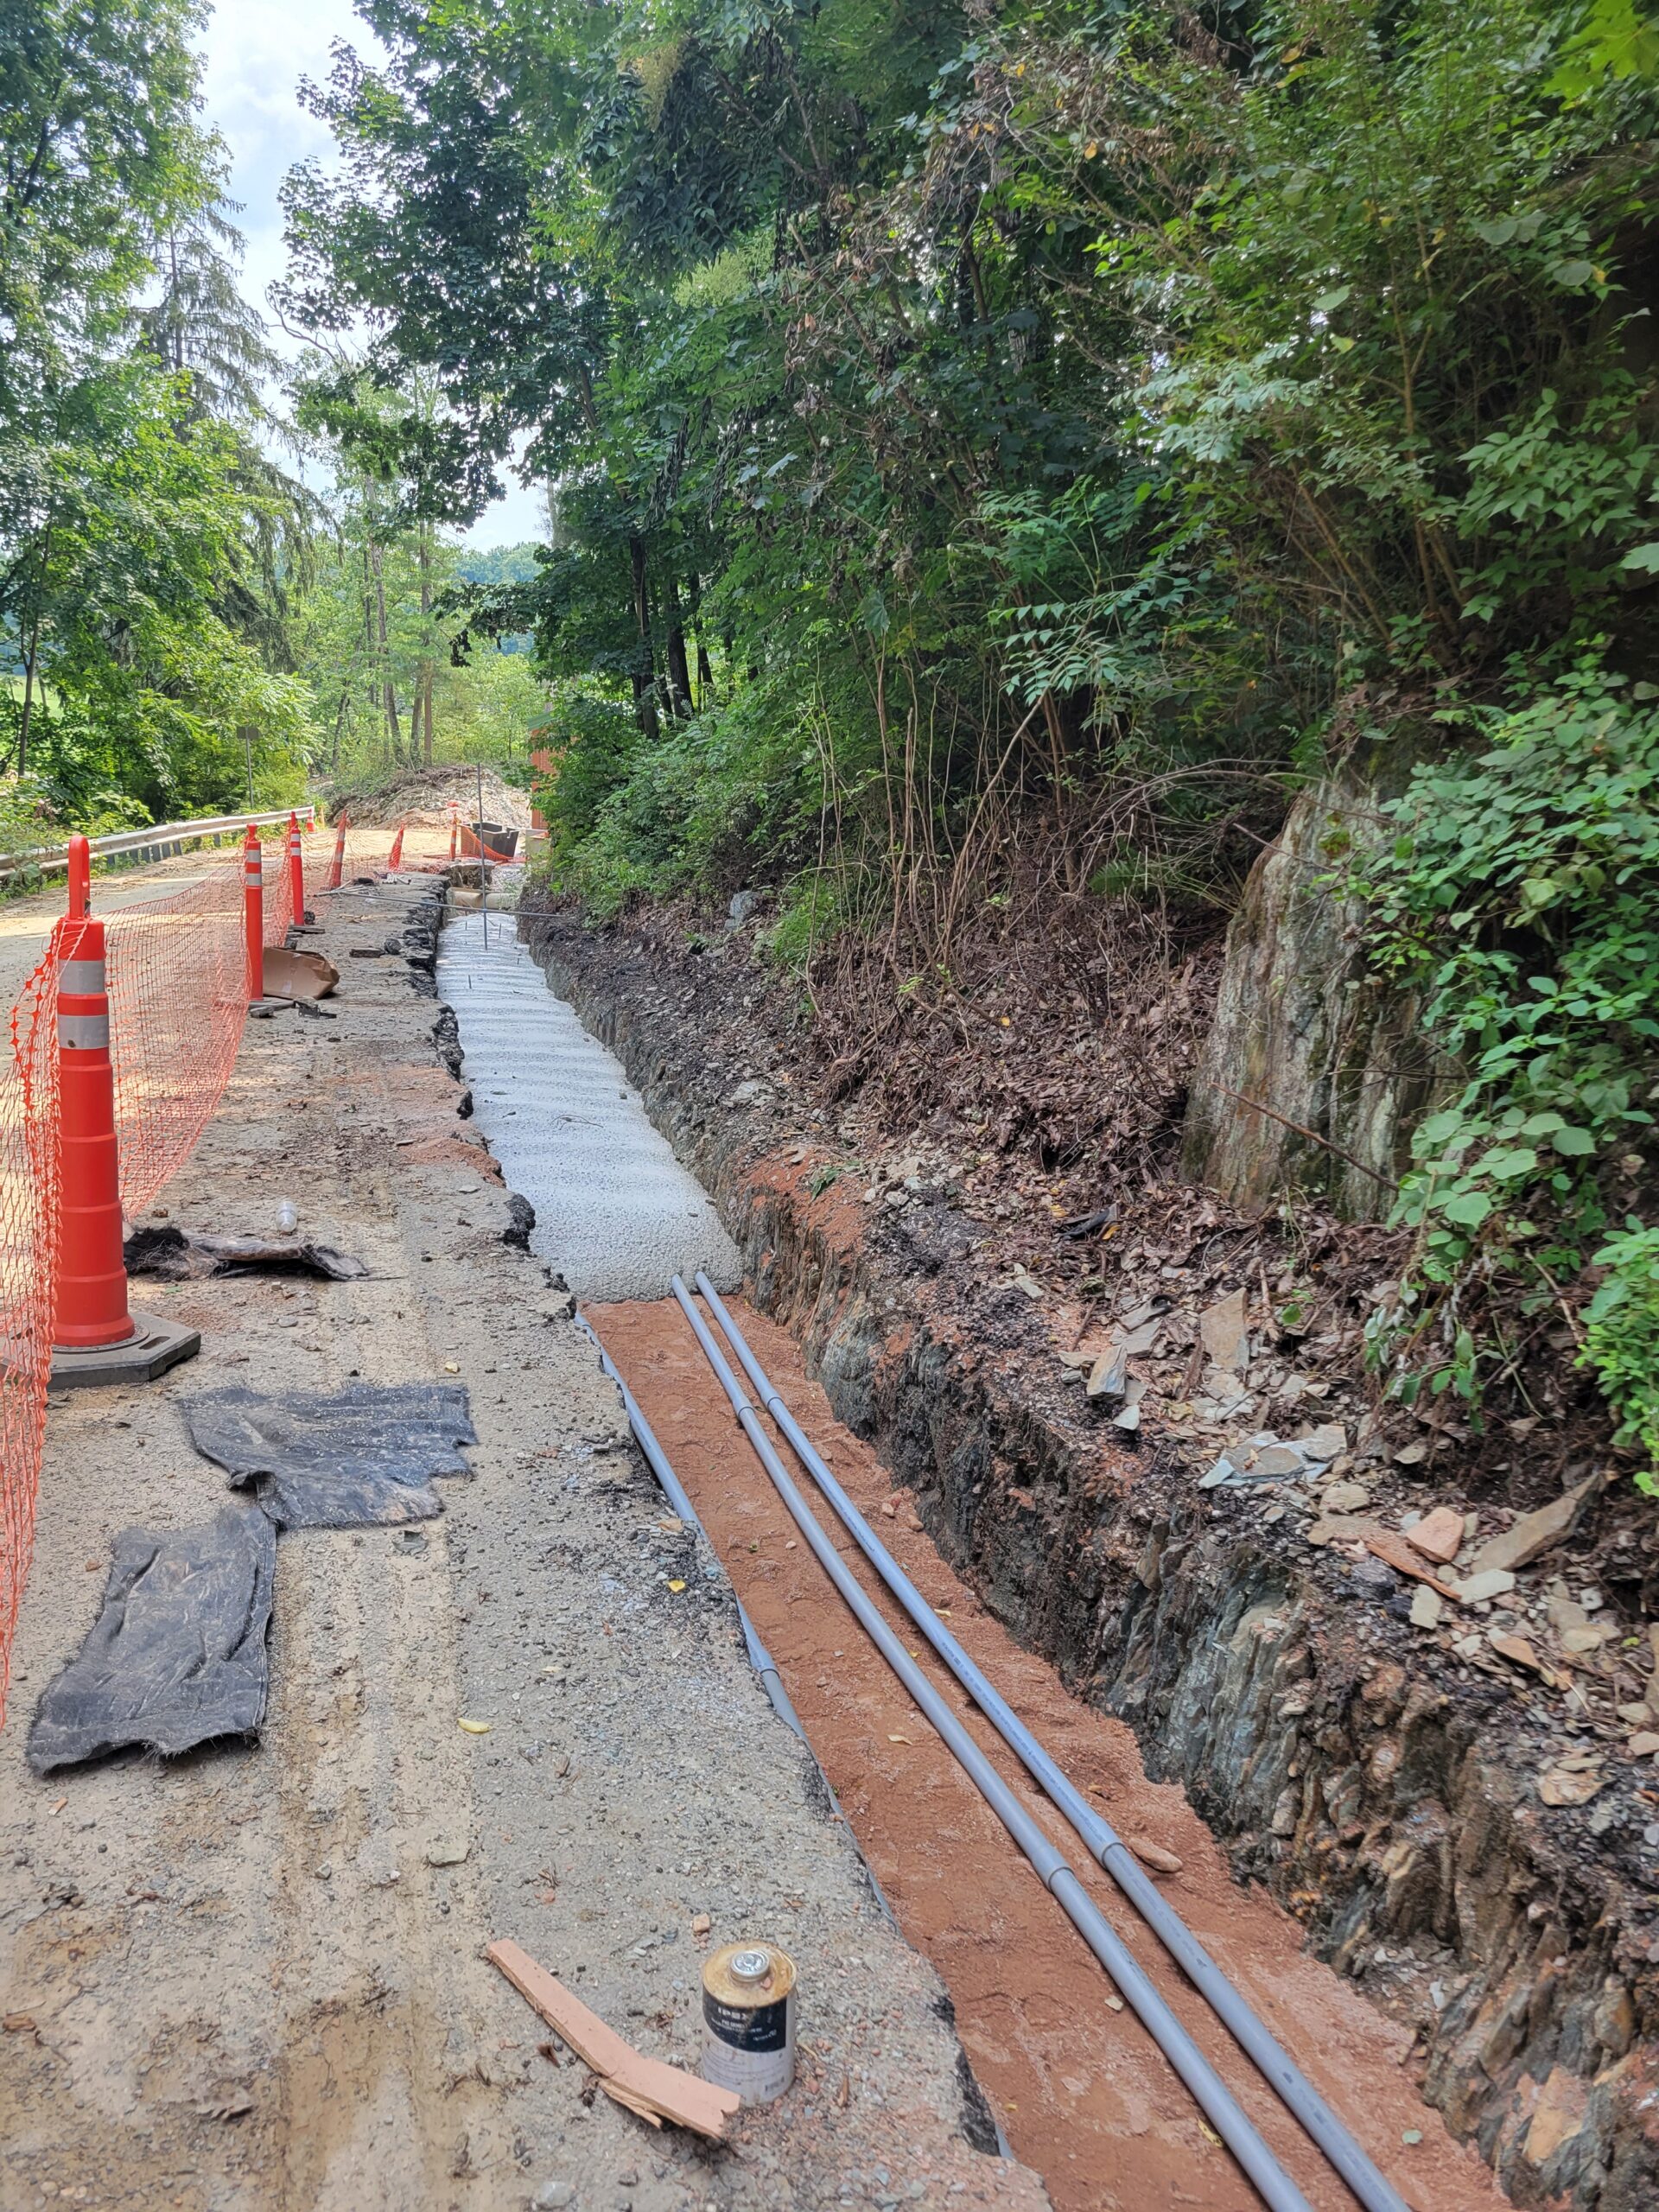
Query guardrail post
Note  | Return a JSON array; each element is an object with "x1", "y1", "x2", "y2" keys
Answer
[
  {"x1": 243, "y1": 825, "x2": 264, "y2": 1002},
  {"x1": 50, "y1": 914, "x2": 200, "y2": 1385}
]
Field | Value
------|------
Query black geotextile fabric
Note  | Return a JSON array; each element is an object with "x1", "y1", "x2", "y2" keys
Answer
[
  {"x1": 180, "y1": 1380, "x2": 477, "y2": 1529},
  {"x1": 27, "y1": 1508, "x2": 276, "y2": 1776}
]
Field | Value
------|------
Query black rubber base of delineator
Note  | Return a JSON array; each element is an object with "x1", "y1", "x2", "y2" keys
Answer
[{"x1": 51, "y1": 1312, "x2": 202, "y2": 1389}]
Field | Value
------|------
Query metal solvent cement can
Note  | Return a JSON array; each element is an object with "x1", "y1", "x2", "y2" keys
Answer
[{"x1": 700, "y1": 1942, "x2": 798, "y2": 2106}]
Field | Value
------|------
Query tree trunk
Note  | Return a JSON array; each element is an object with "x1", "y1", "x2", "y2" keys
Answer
[
  {"x1": 371, "y1": 540, "x2": 401, "y2": 759},
  {"x1": 664, "y1": 575, "x2": 694, "y2": 717},
  {"x1": 629, "y1": 533, "x2": 658, "y2": 741},
  {"x1": 419, "y1": 526, "x2": 435, "y2": 766}
]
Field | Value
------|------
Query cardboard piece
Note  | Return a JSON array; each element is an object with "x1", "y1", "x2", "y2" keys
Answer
[{"x1": 487, "y1": 1939, "x2": 741, "y2": 2139}]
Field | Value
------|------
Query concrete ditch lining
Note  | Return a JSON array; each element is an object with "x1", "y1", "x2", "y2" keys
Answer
[{"x1": 437, "y1": 909, "x2": 739, "y2": 1302}]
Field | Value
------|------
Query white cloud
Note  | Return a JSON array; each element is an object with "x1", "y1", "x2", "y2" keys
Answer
[{"x1": 197, "y1": 0, "x2": 543, "y2": 547}]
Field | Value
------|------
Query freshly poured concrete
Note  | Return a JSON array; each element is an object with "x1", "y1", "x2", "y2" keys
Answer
[{"x1": 438, "y1": 907, "x2": 740, "y2": 1300}]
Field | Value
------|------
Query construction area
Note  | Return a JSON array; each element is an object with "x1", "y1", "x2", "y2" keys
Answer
[{"x1": 0, "y1": 826, "x2": 1642, "y2": 2212}]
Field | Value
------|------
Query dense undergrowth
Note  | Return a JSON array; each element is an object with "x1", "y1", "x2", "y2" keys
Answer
[{"x1": 285, "y1": 0, "x2": 1659, "y2": 1485}]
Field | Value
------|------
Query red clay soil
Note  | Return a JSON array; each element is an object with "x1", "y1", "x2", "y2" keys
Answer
[{"x1": 588, "y1": 1293, "x2": 1507, "y2": 2212}]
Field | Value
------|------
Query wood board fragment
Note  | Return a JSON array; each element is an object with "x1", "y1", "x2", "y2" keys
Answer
[{"x1": 486, "y1": 1938, "x2": 740, "y2": 2139}]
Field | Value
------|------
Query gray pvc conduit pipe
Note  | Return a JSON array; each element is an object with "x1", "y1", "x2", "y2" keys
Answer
[
  {"x1": 694, "y1": 1277, "x2": 1408, "y2": 2212},
  {"x1": 670, "y1": 1276, "x2": 1313, "y2": 2212}
]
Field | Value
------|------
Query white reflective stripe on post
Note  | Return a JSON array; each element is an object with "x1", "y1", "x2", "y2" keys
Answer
[
  {"x1": 245, "y1": 864, "x2": 263, "y2": 884},
  {"x1": 59, "y1": 1012, "x2": 111, "y2": 1049},
  {"x1": 59, "y1": 958, "x2": 105, "y2": 995}
]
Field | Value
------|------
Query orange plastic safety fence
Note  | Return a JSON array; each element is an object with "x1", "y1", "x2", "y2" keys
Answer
[
  {"x1": 0, "y1": 831, "x2": 313, "y2": 1716},
  {"x1": 265, "y1": 838, "x2": 295, "y2": 944},
  {"x1": 104, "y1": 849, "x2": 248, "y2": 1219},
  {"x1": 0, "y1": 946, "x2": 62, "y2": 1721}
]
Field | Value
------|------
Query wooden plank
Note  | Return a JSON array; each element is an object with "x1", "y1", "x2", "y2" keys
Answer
[{"x1": 486, "y1": 1938, "x2": 741, "y2": 2140}]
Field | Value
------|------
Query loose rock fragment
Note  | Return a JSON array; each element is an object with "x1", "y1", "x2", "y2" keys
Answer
[
  {"x1": 1454, "y1": 1567, "x2": 1516, "y2": 1605},
  {"x1": 1128, "y1": 1840, "x2": 1184, "y2": 1877},
  {"x1": 1198, "y1": 1289, "x2": 1249, "y2": 1372},
  {"x1": 1468, "y1": 1477, "x2": 1598, "y2": 1577},
  {"x1": 1409, "y1": 1586, "x2": 1443, "y2": 1630},
  {"x1": 1404, "y1": 1507, "x2": 1465, "y2": 1565}
]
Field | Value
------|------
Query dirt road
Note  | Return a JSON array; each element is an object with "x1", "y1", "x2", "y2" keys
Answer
[{"x1": 0, "y1": 879, "x2": 1034, "y2": 2212}]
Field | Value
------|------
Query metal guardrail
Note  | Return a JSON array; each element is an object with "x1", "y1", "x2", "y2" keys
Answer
[{"x1": 0, "y1": 806, "x2": 318, "y2": 887}]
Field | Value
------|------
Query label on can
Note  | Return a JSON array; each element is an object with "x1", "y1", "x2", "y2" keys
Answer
[{"x1": 700, "y1": 1942, "x2": 798, "y2": 2106}]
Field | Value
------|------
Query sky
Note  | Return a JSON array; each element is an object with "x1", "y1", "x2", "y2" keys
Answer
[{"x1": 196, "y1": 0, "x2": 545, "y2": 547}]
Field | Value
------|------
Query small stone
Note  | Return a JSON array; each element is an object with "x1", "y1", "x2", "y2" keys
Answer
[
  {"x1": 1404, "y1": 1507, "x2": 1465, "y2": 1565},
  {"x1": 1538, "y1": 1765, "x2": 1607, "y2": 1808},
  {"x1": 1128, "y1": 1839, "x2": 1184, "y2": 1876},
  {"x1": 1627, "y1": 1732, "x2": 1659, "y2": 1758},
  {"x1": 1469, "y1": 1477, "x2": 1597, "y2": 1578},
  {"x1": 424, "y1": 1834, "x2": 470, "y2": 1868},
  {"x1": 1490, "y1": 1630, "x2": 1547, "y2": 1675},
  {"x1": 1198, "y1": 1289, "x2": 1249, "y2": 1372},
  {"x1": 1391, "y1": 1441, "x2": 1428, "y2": 1468},
  {"x1": 1560, "y1": 1624, "x2": 1615, "y2": 1655},
  {"x1": 1251, "y1": 1445, "x2": 1306, "y2": 1478},
  {"x1": 1086, "y1": 1349, "x2": 1128, "y2": 1400},
  {"x1": 1409, "y1": 1586, "x2": 1442, "y2": 1630},
  {"x1": 533, "y1": 2185, "x2": 576, "y2": 2210},
  {"x1": 1298, "y1": 1421, "x2": 1347, "y2": 1461},
  {"x1": 1454, "y1": 1567, "x2": 1516, "y2": 1605},
  {"x1": 1322, "y1": 1479, "x2": 1371, "y2": 1515}
]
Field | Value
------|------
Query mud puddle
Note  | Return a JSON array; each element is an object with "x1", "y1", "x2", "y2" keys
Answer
[{"x1": 590, "y1": 1294, "x2": 1505, "y2": 2212}]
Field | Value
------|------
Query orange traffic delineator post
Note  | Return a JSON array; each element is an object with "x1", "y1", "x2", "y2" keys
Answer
[
  {"x1": 388, "y1": 821, "x2": 405, "y2": 870},
  {"x1": 243, "y1": 825, "x2": 264, "y2": 1003},
  {"x1": 287, "y1": 810, "x2": 305, "y2": 927},
  {"x1": 326, "y1": 813, "x2": 348, "y2": 891},
  {"x1": 67, "y1": 830, "x2": 90, "y2": 919},
  {"x1": 448, "y1": 805, "x2": 459, "y2": 862},
  {"x1": 49, "y1": 901, "x2": 200, "y2": 1387}
]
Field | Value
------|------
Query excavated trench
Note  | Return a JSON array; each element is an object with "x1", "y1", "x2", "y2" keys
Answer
[
  {"x1": 438, "y1": 902, "x2": 1522, "y2": 2212},
  {"x1": 505, "y1": 899, "x2": 1659, "y2": 2212}
]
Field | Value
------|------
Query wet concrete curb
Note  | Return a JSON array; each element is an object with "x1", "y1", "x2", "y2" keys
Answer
[{"x1": 523, "y1": 899, "x2": 1659, "y2": 2212}]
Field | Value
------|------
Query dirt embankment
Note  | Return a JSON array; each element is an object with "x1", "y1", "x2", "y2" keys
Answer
[{"x1": 521, "y1": 893, "x2": 1659, "y2": 2212}]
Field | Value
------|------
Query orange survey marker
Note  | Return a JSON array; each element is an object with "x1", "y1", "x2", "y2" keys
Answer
[
  {"x1": 325, "y1": 814, "x2": 348, "y2": 891},
  {"x1": 486, "y1": 1940, "x2": 741, "y2": 2139},
  {"x1": 448, "y1": 804, "x2": 459, "y2": 861},
  {"x1": 67, "y1": 832, "x2": 90, "y2": 920},
  {"x1": 388, "y1": 822, "x2": 405, "y2": 870}
]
